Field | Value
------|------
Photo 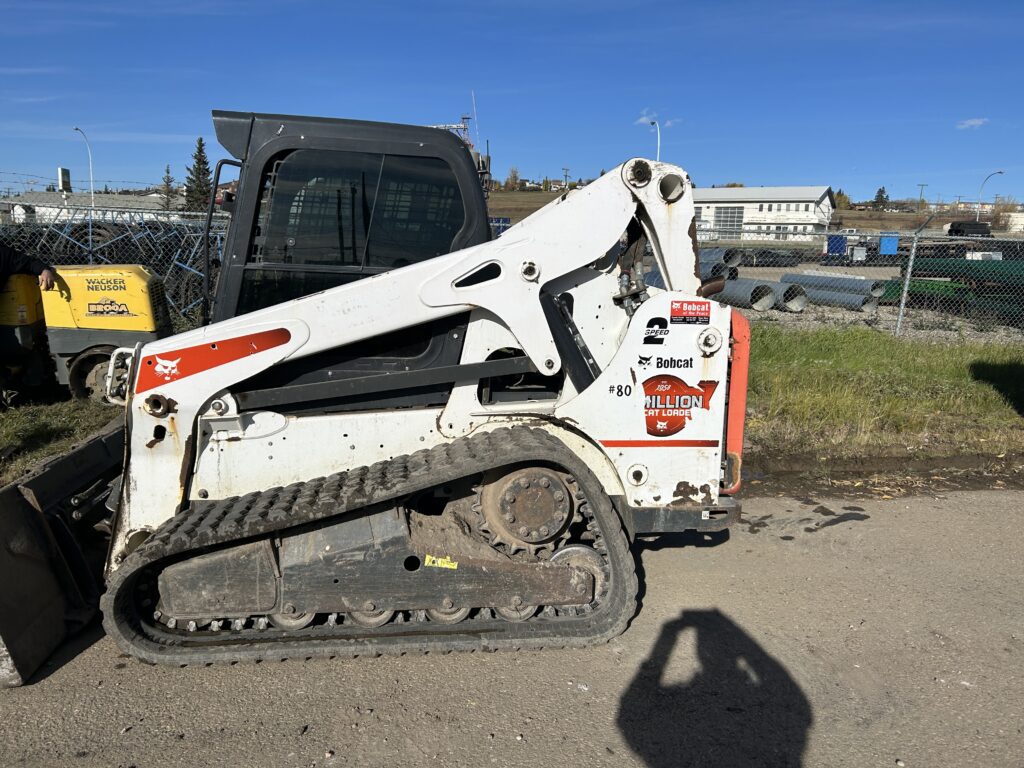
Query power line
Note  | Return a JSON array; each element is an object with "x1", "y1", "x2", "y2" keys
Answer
[{"x1": 0, "y1": 170, "x2": 160, "y2": 186}]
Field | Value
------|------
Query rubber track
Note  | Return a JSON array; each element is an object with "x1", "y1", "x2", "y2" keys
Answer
[{"x1": 101, "y1": 426, "x2": 638, "y2": 667}]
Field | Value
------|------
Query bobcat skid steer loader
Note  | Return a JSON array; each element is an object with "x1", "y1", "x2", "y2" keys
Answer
[{"x1": 0, "y1": 111, "x2": 749, "y2": 686}]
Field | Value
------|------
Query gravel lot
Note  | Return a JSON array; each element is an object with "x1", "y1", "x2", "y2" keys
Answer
[{"x1": 3, "y1": 489, "x2": 1022, "y2": 767}]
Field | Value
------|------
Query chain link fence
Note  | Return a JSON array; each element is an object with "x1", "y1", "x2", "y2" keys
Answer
[
  {"x1": 3, "y1": 201, "x2": 1024, "y2": 343},
  {"x1": 0, "y1": 202, "x2": 230, "y2": 324},
  {"x1": 696, "y1": 228, "x2": 1024, "y2": 343}
]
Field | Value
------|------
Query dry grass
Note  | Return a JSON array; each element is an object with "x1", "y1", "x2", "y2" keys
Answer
[
  {"x1": 0, "y1": 399, "x2": 114, "y2": 486},
  {"x1": 3, "y1": 326, "x2": 1022, "y2": 486},
  {"x1": 487, "y1": 191, "x2": 560, "y2": 223}
]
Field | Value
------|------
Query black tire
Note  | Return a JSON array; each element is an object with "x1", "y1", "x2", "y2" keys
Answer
[{"x1": 67, "y1": 347, "x2": 116, "y2": 401}]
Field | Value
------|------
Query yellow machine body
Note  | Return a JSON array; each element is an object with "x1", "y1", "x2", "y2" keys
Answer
[
  {"x1": 41, "y1": 264, "x2": 168, "y2": 334},
  {"x1": 1, "y1": 264, "x2": 172, "y2": 396},
  {"x1": 0, "y1": 274, "x2": 44, "y2": 327}
]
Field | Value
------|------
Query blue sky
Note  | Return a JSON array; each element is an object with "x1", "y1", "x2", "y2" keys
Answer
[{"x1": 1, "y1": 0, "x2": 1021, "y2": 204}]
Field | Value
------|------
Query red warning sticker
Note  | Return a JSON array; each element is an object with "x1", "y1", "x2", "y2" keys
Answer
[{"x1": 670, "y1": 300, "x2": 711, "y2": 325}]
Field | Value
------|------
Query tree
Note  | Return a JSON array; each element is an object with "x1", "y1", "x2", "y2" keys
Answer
[
  {"x1": 872, "y1": 186, "x2": 889, "y2": 211},
  {"x1": 159, "y1": 165, "x2": 177, "y2": 212},
  {"x1": 834, "y1": 189, "x2": 851, "y2": 210},
  {"x1": 723, "y1": 182, "x2": 745, "y2": 188},
  {"x1": 992, "y1": 195, "x2": 1019, "y2": 229},
  {"x1": 542, "y1": 177, "x2": 551, "y2": 192},
  {"x1": 183, "y1": 137, "x2": 213, "y2": 213},
  {"x1": 503, "y1": 167, "x2": 520, "y2": 192}
]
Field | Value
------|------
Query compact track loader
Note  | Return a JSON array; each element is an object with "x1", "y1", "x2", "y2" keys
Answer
[{"x1": 0, "y1": 111, "x2": 749, "y2": 686}]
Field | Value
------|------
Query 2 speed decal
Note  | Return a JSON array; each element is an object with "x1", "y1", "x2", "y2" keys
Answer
[{"x1": 643, "y1": 317, "x2": 669, "y2": 344}]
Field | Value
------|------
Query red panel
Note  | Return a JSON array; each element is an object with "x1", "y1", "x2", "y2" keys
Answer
[
  {"x1": 135, "y1": 328, "x2": 291, "y2": 394},
  {"x1": 721, "y1": 310, "x2": 750, "y2": 495},
  {"x1": 600, "y1": 439, "x2": 720, "y2": 448}
]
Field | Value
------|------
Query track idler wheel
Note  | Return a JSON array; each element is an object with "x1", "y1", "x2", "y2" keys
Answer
[
  {"x1": 347, "y1": 609, "x2": 394, "y2": 628},
  {"x1": 495, "y1": 604, "x2": 537, "y2": 622},
  {"x1": 269, "y1": 611, "x2": 315, "y2": 630},
  {"x1": 426, "y1": 605, "x2": 471, "y2": 624}
]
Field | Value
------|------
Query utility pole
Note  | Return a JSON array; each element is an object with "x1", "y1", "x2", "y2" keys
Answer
[
  {"x1": 916, "y1": 183, "x2": 928, "y2": 213},
  {"x1": 562, "y1": 167, "x2": 570, "y2": 190},
  {"x1": 955, "y1": 195, "x2": 962, "y2": 212}
]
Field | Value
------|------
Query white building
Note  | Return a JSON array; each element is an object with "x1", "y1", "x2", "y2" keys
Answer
[
  {"x1": 0, "y1": 190, "x2": 188, "y2": 224},
  {"x1": 693, "y1": 186, "x2": 834, "y2": 242}
]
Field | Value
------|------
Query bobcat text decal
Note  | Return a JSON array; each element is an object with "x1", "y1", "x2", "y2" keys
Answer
[{"x1": 642, "y1": 374, "x2": 718, "y2": 436}]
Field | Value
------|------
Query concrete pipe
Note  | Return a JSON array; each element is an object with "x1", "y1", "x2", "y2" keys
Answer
[
  {"x1": 700, "y1": 262, "x2": 733, "y2": 282},
  {"x1": 772, "y1": 282, "x2": 808, "y2": 313},
  {"x1": 699, "y1": 247, "x2": 743, "y2": 268},
  {"x1": 780, "y1": 273, "x2": 885, "y2": 298},
  {"x1": 710, "y1": 277, "x2": 777, "y2": 312},
  {"x1": 803, "y1": 287, "x2": 879, "y2": 312}
]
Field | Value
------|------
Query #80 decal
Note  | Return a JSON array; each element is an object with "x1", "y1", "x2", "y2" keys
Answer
[{"x1": 642, "y1": 374, "x2": 719, "y2": 436}]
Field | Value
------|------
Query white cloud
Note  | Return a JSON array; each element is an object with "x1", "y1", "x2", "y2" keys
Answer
[
  {"x1": 956, "y1": 117, "x2": 989, "y2": 130},
  {"x1": 634, "y1": 108, "x2": 657, "y2": 126},
  {"x1": 663, "y1": 118, "x2": 681, "y2": 128}
]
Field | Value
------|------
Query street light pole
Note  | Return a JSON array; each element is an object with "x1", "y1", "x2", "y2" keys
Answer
[
  {"x1": 649, "y1": 120, "x2": 661, "y2": 161},
  {"x1": 976, "y1": 170, "x2": 1004, "y2": 223},
  {"x1": 73, "y1": 126, "x2": 95, "y2": 262}
]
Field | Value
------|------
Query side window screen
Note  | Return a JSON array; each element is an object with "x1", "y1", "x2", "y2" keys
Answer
[{"x1": 251, "y1": 149, "x2": 465, "y2": 271}]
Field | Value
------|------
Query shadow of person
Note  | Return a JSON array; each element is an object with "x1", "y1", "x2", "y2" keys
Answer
[
  {"x1": 617, "y1": 610, "x2": 812, "y2": 767},
  {"x1": 970, "y1": 360, "x2": 1024, "y2": 417}
]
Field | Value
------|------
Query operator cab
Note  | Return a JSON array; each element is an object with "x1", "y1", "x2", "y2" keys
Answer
[{"x1": 209, "y1": 111, "x2": 492, "y2": 412}]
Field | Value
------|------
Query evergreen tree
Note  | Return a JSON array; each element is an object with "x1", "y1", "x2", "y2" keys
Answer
[
  {"x1": 834, "y1": 189, "x2": 851, "y2": 210},
  {"x1": 160, "y1": 165, "x2": 177, "y2": 212},
  {"x1": 183, "y1": 137, "x2": 213, "y2": 212},
  {"x1": 872, "y1": 186, "x2": 889, "y2": 211}
]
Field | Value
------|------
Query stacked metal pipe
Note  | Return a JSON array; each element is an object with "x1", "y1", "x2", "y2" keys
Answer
[{"x1": 779, "y1": 273, "x2": 881, "y2": 312}]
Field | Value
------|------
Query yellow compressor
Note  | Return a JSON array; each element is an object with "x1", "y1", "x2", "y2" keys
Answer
[{"x1": 0, "y1": 265, "x2": 172, "y2": 400}]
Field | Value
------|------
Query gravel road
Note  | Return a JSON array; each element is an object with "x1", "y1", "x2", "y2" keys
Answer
[{"x1": 3, "y1": 489, "x2": 1021, "y2": 767}]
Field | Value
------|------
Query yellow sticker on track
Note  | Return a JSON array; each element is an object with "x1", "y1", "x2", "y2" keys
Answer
[{"x1": 424, "y1": 554, "x2": 458, "y2": 570}]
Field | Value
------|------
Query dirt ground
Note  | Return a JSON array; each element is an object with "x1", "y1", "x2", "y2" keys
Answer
[{"x1": 2, "y1": 488, "x2": 1021, "y2": 767}]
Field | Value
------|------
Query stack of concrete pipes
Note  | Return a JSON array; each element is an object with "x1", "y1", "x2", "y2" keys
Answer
[
  {"x1": 700, "y1": 248, "x2": 807, "y2": 312},
  {"x1": 779, "y1": 273, "x2": 883, "y2": 312}
]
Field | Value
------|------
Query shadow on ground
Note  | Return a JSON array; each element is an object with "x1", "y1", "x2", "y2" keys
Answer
[
  {"x1": 26, "y1": 619, "x2": 104, "y2": 685},
  {"x1": 970, "y1": 361, "x2": 1024, "y2": 417},
  {"x1": 617, "y1": 609, "x2": 812, "y2": 767}
]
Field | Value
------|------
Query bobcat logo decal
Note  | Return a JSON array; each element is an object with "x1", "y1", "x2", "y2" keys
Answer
[{"x1": 153, "y1": 356, "x2": 181, "y2": 381}]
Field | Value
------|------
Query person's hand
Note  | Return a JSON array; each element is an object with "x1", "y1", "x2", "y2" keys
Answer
[{"x1": 38, "y1": 269, "x2": 55, "y2": 290}]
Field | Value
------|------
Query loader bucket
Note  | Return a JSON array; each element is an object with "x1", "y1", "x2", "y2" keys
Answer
[{"x1": 0, "y1": 420, "x2": 123, "y2": 687}]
